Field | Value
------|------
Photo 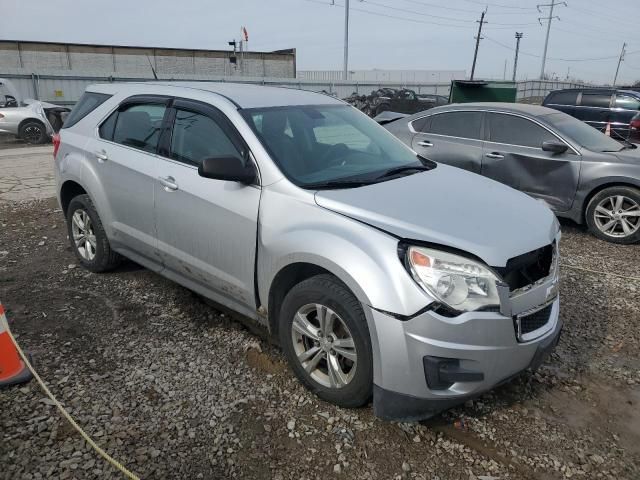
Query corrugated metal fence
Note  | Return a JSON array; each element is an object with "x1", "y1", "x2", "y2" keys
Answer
[{"x1": 0, "y1": 71, "x2": 589, "y2": 106}]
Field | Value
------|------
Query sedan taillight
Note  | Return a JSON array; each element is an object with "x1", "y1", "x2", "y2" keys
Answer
[
  {"x1": 52, "y1": 133, "x2": 61, "y2": 158},
  {"x1": 631, "y1": 118, "x2": 640, "y2": 130}
]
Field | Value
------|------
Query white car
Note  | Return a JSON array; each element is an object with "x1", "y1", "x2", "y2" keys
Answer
[{"x1": 0, "y1": 78, "x2": 70, "y2": 144}]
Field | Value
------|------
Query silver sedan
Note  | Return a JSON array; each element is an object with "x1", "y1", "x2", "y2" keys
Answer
[{"x1": 385, "y1": 102, "x2": 640, "y2": 244}]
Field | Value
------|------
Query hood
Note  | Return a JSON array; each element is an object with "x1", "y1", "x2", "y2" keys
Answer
[
  {"x1": 614, "y1": 147, "x2": 640, "y2": 163},
  {"x1": 315, "y1": 164, "x2": 558, "y2": 267}
]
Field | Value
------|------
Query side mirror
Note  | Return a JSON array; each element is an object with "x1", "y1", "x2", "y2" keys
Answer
[
  {"x1": 198, "y1": 155, "x2": 257, "y2": 184},
  {"x1": 542, "y1": 141, "x2": 568, "y2": 154}
]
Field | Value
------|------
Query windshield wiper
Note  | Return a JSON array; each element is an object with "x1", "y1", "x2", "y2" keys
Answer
[
  {"x1": 303, "y1": 179, "x2": 375, "y2": 190},
  {"x1": 375, "y1": 164, "x2": 432, "y2": 181}
]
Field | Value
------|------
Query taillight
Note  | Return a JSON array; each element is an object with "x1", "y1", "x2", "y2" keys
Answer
[
  {"x1": 52, "y1": 133, "x2": 61, "y2": 158},
  {"x1": 0, "y1": 113, "x2": 4, "y2": 119},
  {"x1": 631, "y1": 118, "x2": 640, "y2": 130}
]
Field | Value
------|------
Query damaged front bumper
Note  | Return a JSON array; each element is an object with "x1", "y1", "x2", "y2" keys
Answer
[{"x1": 365, "y1": 265, "x2": 562, "y2": 422}]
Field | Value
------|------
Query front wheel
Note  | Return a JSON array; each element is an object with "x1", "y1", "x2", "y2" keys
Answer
[
  {"x1": 585, "y1": 186, "x2": 640, "y2": 244},
  {"x1": 279, "y1": 274, "x2": 373, "y2": 408}
]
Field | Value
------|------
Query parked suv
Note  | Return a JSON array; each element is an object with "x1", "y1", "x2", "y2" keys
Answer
[
  {"x1": 55, "y1": 83, "x2": 561, "y2": 421},
  {"x1": 542, "y1": 88, "x2": 640, "y2": 141}
]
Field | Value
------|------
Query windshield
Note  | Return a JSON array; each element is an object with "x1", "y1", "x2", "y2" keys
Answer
[
  {"x1": 541, "y1": 112, "x2": 625, "y2": 152},
  {"x1": 241, "y1": 104, "x2": 430, "y2": 188}
]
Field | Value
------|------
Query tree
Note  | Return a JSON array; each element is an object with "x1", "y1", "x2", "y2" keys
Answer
[{"x1": 633, "y1": 80, "x2": 640, "y2": 88}]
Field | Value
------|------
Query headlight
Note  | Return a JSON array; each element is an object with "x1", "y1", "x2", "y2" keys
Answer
[{"x1": 406, "y1": 246, "x2": 502, "y2": 312}]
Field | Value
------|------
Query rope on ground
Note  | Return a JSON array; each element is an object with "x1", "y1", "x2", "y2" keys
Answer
[
  {"x1": 561, "y1": 263, "x2": 640, "y2": 282},
  {"x1": 6, "y1": 327, "x2": 141, "y2": 480}
]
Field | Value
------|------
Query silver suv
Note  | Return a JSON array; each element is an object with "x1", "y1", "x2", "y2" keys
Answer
[{"x1": 54, "y1": 82, "x2": 562, "y2": 421}]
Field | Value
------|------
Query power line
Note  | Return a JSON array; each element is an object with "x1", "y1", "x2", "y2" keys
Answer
[
  {"x1": 485, "y1": 35, "x2": 640, "y2": 62},
  {"x1": 567, "y1": 4, "x2": 638, "y2": 30},
  {"x1": 361, "y1": 0, "x2": 540, "y2": 25},
  {"x1": 400, "y1": 0, "x2": 536, "y2": 15},
  {"x1": 460, "y1": 0, "x2": 538, "y2": 10},
  {"x1": 303, "y1": 0, "x2": 479, "y2": 28}
]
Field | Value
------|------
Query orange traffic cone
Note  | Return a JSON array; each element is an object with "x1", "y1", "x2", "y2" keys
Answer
[
  {"x1": 604, "y1": 121, "x2": 611, "y2": 137},
  {"x1": 0, "y1": 303, "x2": 32, "y2": 388}
]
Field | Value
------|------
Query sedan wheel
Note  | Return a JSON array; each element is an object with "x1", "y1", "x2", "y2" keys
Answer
[
  {"x1": 291, "y1": 303, "x2": 357, "y2": 389},
  {"x1": 586, "y1": 186, "x2": 640, "y2": 244},
  {"x1": 593, "y1": 195, "x2": 640, "y2": 238}
]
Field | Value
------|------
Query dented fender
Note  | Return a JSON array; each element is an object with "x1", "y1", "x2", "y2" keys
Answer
[{"x1": 256, "y1": 182, "x2": 433, "y2": 318}]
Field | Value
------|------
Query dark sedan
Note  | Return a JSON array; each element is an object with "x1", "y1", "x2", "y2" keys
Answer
[{"x1": 385, "y1": 103, "x2": 640, "y2": 244}]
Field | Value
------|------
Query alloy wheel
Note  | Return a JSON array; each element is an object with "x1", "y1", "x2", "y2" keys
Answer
[
  {"x1": 23, "y1": 125, "x2": 43, "y2": 143},
  {"x1": 593, "y1": 195, "x2": 640, "y2": 238},
  {"x1": 290, "y1": 303, "x2": 357, "y2": 389},
  {"x1": 71, "y1": 209, "x2": 97, "y2": 260}
]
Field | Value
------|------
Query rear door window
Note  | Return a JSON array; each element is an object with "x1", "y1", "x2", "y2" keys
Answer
[
  {"x1": 580, "y1": 93, "x2": 612, "y2": 108},
  {"x1": 170, "y1": 109, "x2": 242, "y2": 167},
  {"x1": 428, "y1": 111, "x2": 482, "y2": 140},
  {"x1": 614, "y1": 95, "x2": 640, "y2": 111},
  {"x1": 487, "y1": 113, "x2": 558, "y2": 148},
  {"x1": 410, "y1": 116, "x2": 430, "y2": 132},
  {"x1": 111, "y1": 103, "x2": 167, "y2": 153},
  {"x1": 62, "y1": 92, "x2": 111, "y2": 128},
  {"x1": 546, "y1": 91, "x2": 578, "y2": 106}
]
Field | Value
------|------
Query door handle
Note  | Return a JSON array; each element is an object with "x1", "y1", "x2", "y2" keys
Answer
[
  {"x1": 485, "y1": 152, "x2": 504, "y2": 159},
  {"x1": 159, "y1": 176, "x2": 178, "y2": 192},
  {"x1": 417, "y1": 141, "x2": 433, "y2": 147},
  {"x1": 94, "y1": 150, "x2": 108, "y2": 163}
]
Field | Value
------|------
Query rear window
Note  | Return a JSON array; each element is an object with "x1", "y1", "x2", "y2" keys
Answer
[
  {"x1": 62, "y1": 92, "x2": 111, "y2": 128},
  {"x1": 545, "y1": 91, "x2": 578, "y2": 106},
  {"x1": 580, "y1": 93, "x2": 612, "y2": 108},
  {"x1": 428, "y1": 111, "x2": 482, "y2": 140}
]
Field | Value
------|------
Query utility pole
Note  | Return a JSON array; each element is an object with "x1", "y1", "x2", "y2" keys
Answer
[
  {"x1": 613, "y1": 42, "x2": 627, "y2": 86},
  {"x1": 343, "y1": 0, "x2": 350, "y2": 80},
  {"x1": 538, "y1": 1, "x2": 565, "y2": 80},
  {"x1": 512, "y1": 32, "x2": 523, "y2": 82},
  {"x1": 470, "y1": 9, "x2": 487, "y2": 81}
]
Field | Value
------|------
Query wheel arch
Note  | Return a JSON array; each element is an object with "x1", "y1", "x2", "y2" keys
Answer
[
  {"x1": 18, "y1": 117, "x2": 45, "y2": 131},
  {"x1": 582, "y1": 180, "x2": 640, "y2": 222},
  {"x1": 59, "y1": 180, "x2": 88, "y2": 216},
  {"x1": 267, "y1": 262, "x2": 331, "y2": 337}
]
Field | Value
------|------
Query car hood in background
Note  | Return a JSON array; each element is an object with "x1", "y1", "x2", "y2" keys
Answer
[
  {"x1": 614, "y1": 147, "x2": 640, "y2": 163},
  {"x1": 315, "y1": 164, "x2": 558, "y2": 267},
  {"x1": 372, "y1": 111, "x2": 409, "y2": 125}
]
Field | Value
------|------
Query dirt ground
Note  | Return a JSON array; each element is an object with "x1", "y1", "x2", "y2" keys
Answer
[{"x1": 1, "y1": 198, "x2": 639, "y2": 480}]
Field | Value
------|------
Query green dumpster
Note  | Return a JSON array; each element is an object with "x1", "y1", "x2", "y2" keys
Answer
[{"x1": 449, "y1": 80, "x2": 517, "y2": 103}]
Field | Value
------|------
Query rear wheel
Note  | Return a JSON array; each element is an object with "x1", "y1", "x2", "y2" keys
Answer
[
  {"x1": 586, "y1": 186, "x2": 640, "y2": 244},
  {"x1": 66, "y1": 194, "x2": 122, "y2": 272},
  {"x1": 279, "y1": 274, "x2": 373, "y2": 408},
  {"x1": 18, "y1": 120, "x2": 47, "y2": 144}
]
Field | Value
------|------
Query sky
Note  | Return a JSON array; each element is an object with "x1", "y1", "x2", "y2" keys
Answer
[{"x1": 1, "y1": 0, "x2": 639, "y2": 85}]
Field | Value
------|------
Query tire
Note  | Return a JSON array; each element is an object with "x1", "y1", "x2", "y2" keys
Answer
[
  {"x1": 18, "y1": 120, "x2": 48, "y2": 144},
  {"x1": 585, "y1": 186, "x2": 640, "y2": 244},
  {"x1": 278, "y1": 274, "x2": 373, "y2": 408},
  {"x1": 66, "y1": 194, "x2": 122, "y2": 272}
]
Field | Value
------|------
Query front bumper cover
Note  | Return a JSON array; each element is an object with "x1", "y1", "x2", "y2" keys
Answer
[{"x1": 372, "y1": 316, "x2": 562, "y2": 421}]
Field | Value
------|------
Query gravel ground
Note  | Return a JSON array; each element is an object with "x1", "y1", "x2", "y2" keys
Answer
[
  {"x1": 0, "y1": 133, "x2": 38, "y2": 150},
  {"x1": 1, "y1": 198, "x2": 639, "y2": 480}
]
